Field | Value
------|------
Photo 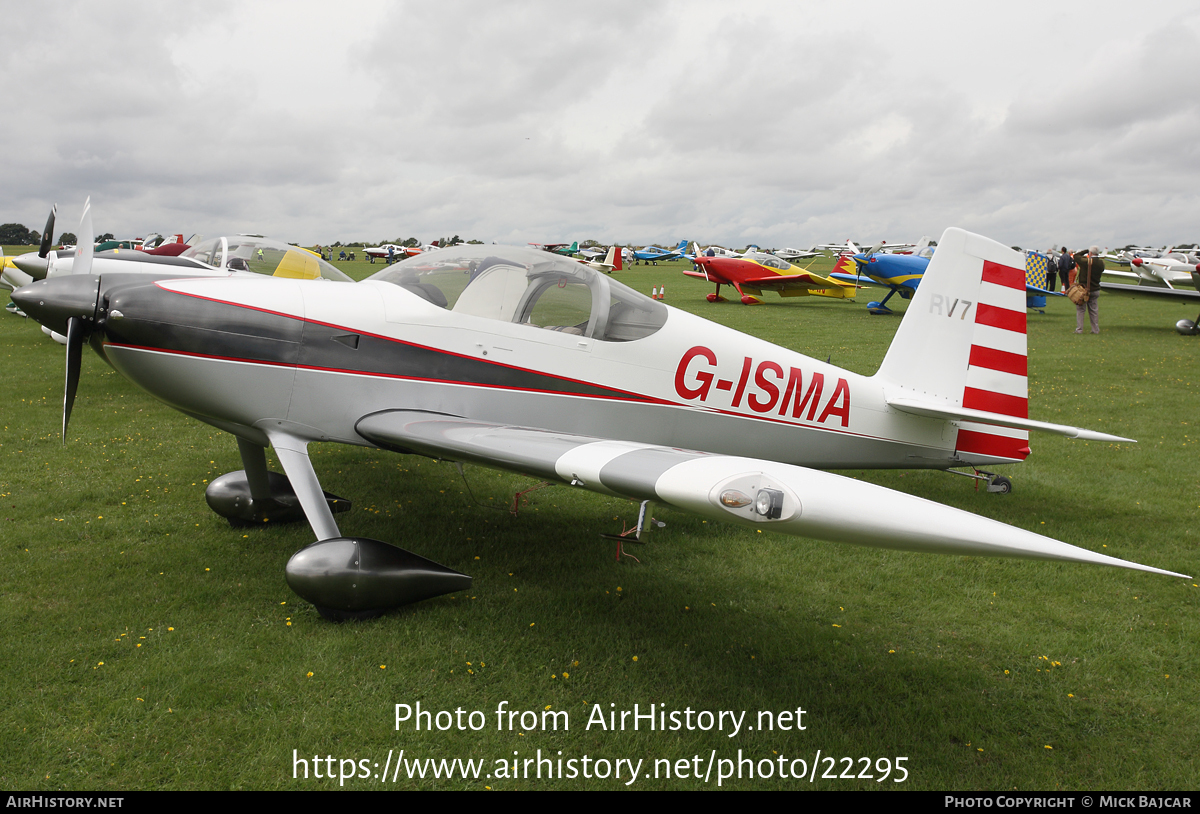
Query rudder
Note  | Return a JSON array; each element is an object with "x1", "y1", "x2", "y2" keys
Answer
[{"x1": 875, "y1": 228, "x2": 1030, "y2": 462}]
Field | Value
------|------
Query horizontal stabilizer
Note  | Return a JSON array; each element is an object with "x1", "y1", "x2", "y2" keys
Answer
[
  {"x1": 887, "y1": 396, "x2": 1135, "y2": 443},
  {"x1": 355, "y1": 411, "x2": 1181, "y2": 578}
]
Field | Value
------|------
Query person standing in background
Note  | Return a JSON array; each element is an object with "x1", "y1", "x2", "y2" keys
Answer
[
  {"x1": 1075, "y1": 246, "x2": 1104, "y2": 334},
  {"x1": 1056, "y1": 245, "x2": 1075, "y2": 293}
]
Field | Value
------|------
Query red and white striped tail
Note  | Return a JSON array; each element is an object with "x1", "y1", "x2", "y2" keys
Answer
[
  {"x1": 958, "y1": 259, "x2": 1030, "y2": 461},
  {"x1": 875, "y1": 228, "x2": 1031, "y2": 464}
]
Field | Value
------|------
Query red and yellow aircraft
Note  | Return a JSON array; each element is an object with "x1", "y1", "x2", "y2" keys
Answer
[{"x1": 687, "y1": 251, "x2": 856, "y2": 304}]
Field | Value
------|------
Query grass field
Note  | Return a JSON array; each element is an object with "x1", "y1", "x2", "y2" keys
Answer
[{"x1": 1, "y1": 248, "x2": 1197, "y2": 790}]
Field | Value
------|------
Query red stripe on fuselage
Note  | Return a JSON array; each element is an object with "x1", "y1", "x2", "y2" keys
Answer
[
  {"x1": 980, "y1": 260, "x2": 1024, "y2": 290},
  {"x1": 968, "y1": 345, "x2": 1027, "y2": 376},
  {"x1": 962, "y1": 387, "x2": 1028, "y2": 419}
]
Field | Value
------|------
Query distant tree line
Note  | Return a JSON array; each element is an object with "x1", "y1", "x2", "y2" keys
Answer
[
  {"x1": 0, "y1": 224, "x2": 90, "y2": 245},
  {"x1": 0, "y1": 223, "x2": 40, "y2": 245}
]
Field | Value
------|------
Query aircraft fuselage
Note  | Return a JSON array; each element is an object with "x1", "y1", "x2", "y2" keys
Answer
[{"x1": 94, "y1": 275, "x2": 977, "y2": 473}]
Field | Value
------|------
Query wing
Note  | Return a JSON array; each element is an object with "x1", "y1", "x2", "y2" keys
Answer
[
  {"x1": 829, "y1": 271, "x2": 892, "y2": 289},
  {"x1": 1025, "y1": 285, "x2": 1066, "y2": 297},
  {"x1": 741, "y1": 271, "x2": 855, "y2": 293},
  {"x1": 353, "y1": 410, "x2": 1183, "y2": 576},
  {"x1": 1100, "y1": 281, "x2": 1200, "y2": 302},
  {"x1": 682, "y1": 268, "x2": 728, "y2": 283}
]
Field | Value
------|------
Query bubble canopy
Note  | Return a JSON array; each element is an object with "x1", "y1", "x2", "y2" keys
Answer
[
  {"x1": 367, "y1": 245, "x2": 667, "y2": 342},
  {"x1": 180, "y1": 236, "x2": 352, "y2": 282}
]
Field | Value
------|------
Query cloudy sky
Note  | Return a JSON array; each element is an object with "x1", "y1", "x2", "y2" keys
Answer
[{"x1": 3, "y1": 0, "x2": 1199, "y2": 250}]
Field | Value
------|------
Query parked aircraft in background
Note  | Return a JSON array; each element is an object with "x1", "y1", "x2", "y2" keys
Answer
[
  {"x1": 688, "y1": 251, "x2": 856, "y2": 304},
  {"x1": 364, "y1": 244, "x2": 409, "y2": 263},
  {"x1": 1106, "y1": 255, "x2": 1200, "y2": 289},
  {"x1": 632, "y1": 239, "x2": 688, "y2": 265},
  {"x1": 578, "y1": 245, "x2": 623, "y2": 273},
  {"x1": 1, "y1": 248, "x2": 30, "y2": 294},
  {"x1": 1101, "y1": 270, "x2": 1200, "y2": 335},
  {"x1": 10, "y1": 205, "x2": 195, "y2": 280},
  {"x1": 694, "y1": 245, "x2": 744, "y2": 259},
  {"x1": 831, "y1": 244, "x2": 930, "y2": 314},
  {"x1": 834, "y1": 242, "x2": 1063, "y2": 315},
  {"x1": 364, "y1": 242, "x2": 454, "y2": 263},
  {"x1": 529, "y1": 241, "x2": 579, "y2": 256},
  {"x1": 773, "y1": 247, "x2": 822, "y2": 261}
]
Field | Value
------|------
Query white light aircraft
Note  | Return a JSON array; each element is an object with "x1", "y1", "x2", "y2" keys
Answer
[
  {"x1": 12, "y1": 227, "x2": 1186, "y2": 620},
  {"x1": 9, "y1": 201, "x2": 351, "y2": 345},
  {"x1": 1105, "y1": 255, "x2": 1200, "y2": 289},
  {"x1": 577, "y1": 245, "x2": 623, "y2": 273}
]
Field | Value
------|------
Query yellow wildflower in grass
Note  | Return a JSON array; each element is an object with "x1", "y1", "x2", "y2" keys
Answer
[
  {"x1": 632, "y1": 656, "x2": 638, "y2": 662},
  {"x1": 306, "y1": 671, "x2": 314, "y2": 677},
  {"x1": 380, "y1": 665, "x2": 386, "y2": 670},
  {"x1": 563, "y1": 672, "x2": 569, "y2": 679}
]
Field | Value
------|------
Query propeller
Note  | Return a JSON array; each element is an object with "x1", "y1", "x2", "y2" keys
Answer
[
  {"x1": 70, "y1": 198, "x2": 94, "y2": 277},
  {"x1": 853, "y1": 241, "x2": 885, "y2": 287},
  {"x1": 38, "y1": 204, "x2": 57, "y2": 258},
  {"x1": 63, "y1": 316, "x2": 85, "y2": 441},
  {"x1": 61, "y1": 198, "x2": 97, "y2": 442}
]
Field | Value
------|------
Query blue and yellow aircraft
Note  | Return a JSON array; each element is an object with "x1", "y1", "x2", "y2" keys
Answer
[
  {"x1": 831, "y1": 247, "x2": 930, "y2": 314},
  {"x1": 833, "y1": 244, "x2": 1062, "y2": 315}
]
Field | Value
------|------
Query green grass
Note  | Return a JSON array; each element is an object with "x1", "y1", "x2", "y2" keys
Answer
[{"x1": 0, "y1": 249, "x2": 1197, "y2": 790}]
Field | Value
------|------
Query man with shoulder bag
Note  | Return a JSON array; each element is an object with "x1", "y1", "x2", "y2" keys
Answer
[{"x1": 1072, "y1": 246, "x2": 1103, "y2": 334}]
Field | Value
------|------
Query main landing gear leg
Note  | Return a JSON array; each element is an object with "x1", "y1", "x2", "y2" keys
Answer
[
  {"x1": 867, "y1": 288, "x2": 900, "y2": 315},
  {"x1": 262, "y1": 431, "x2": 471, "y2": 621},
  {"x1": 945, "y1": 468, "x2": 1013, "y2": 494},
  {"x1": 205, "y1": 437, "x2": 351, "y2": 527}
]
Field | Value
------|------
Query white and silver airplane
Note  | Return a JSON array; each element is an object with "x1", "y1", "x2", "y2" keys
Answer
[
  {"x1": 12, "y1": 227, "x2": 1186, "y2": 620},
  {"x1": 10, "y1": 201, "x2": 351, "y2": 345},
  {"x1": 1105, "y1": 254, "x2": 1200, "y2": 289},
  {"x1": 577, "y1": 245, "x2": 623, "y2": 273},
  {"x1": 1101, "y1": 269, "x2": 1200, "y2": 335},
  {"x1": 773, "y1": 247, "x2": 822, "y2": 262}
]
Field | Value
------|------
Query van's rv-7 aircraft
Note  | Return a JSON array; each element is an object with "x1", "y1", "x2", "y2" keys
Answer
[{"x1": 12, "y1": 227, "x2": 1186, "y2": 620}]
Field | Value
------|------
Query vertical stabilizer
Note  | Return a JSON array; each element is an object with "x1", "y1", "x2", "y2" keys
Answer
[{"x1": 876, "y1": 228, "x2": 1031, "y2": 462}]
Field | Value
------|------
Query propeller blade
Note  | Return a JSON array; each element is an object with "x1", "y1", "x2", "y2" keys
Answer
[
  {"x1": 63, "y1": 316, "x2": 85, "y2": 442},
  {"x1": 71, "y1": 198, "x2": 93, "y2": 277},
  {"x1": 39, "y1": 204, "x2": 57, "y2": 258}
]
